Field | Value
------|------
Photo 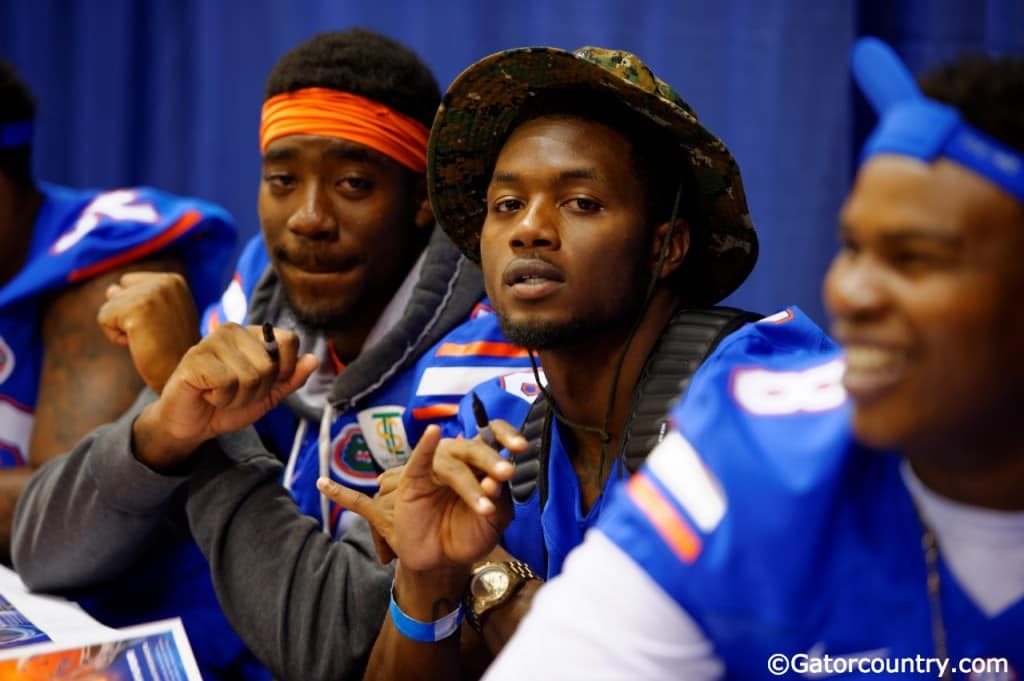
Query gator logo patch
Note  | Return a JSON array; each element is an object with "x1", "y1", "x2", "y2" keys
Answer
[
  {"x1": 330, "y1": 423, "x2": 378, "y2": 487},
  {"x1": 0, "y1": 335, "x2": 13, "y2": 386}
]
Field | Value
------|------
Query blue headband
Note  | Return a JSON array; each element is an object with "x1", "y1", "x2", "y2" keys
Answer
[
  {"x1": 851, "y1": 37, "x2": 1024, "y2": 204},
  {"x1": 0, "y1": 120, "x2": 32, "y2": 149}
]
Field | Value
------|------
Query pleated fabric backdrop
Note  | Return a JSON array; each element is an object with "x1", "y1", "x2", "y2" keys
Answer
[{"x1": 2, "y1": 0, "x2": 1021, "y2": 321}]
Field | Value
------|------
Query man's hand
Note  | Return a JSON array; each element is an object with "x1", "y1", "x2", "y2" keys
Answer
[
  {"x1": 133, "y1": 323, "x2": 318, "y2": 473},
  {"x1": 97, "y1": 272, "x2": 200, "y2": 393},
  {"x1": 327, "y1": 421, "x2": 528, "y2": 572},
  {"x1": 317, "y1": 466, "x2": 403, "y2": 563}
]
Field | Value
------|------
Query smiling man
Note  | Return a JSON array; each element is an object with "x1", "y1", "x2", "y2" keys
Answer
[
  {"x1": 479, "y1": 39, "x2": 1024, "y2": 679},
  {"x1": 324, "y1": 46, "x2": 765, "y2": 679}
]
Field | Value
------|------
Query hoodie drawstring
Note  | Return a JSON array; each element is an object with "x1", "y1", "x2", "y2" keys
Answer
[
  {"x1": 282, "y1": 418, "x2": 309, "y2": 492},
  {"x1": 318, "y1": 402, "x2": 335, "y2": 534}
]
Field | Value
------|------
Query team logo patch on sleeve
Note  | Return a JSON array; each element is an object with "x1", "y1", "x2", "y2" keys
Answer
[
  {"x1": 330, "y1": 423, "x2": 379, "y2": 487},
  {"x1": 498, "y1": 370, "x2": 545, "y2": 403},
  {"x1": 0, "y1": 335, "x2": 13, "y2": 385},
  {"x1": 357, "y1": 406, "x2": 410, "y2": 469}
]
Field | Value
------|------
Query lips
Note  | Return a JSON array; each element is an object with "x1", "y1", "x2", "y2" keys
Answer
[
  {"x1": 501, "y1": 258, "x2": 566, "y2": 300},
  {"x1": 840, "y1": 343, "x2": 909, "y2": 402},
  {"x1": 274, "y1": 248, "x2": 362, "y2": 275}
]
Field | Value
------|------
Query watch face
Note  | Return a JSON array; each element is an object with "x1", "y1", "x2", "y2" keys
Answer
[{"x1": 471, "y1": 566, "x2": 510, "y2": 599}]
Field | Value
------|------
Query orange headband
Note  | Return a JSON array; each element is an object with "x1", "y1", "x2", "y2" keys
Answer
[{"x1": 259, "y1": 88, "x2": 429, "y2": 173}]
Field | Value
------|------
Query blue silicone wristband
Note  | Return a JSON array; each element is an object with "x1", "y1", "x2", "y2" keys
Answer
[{"x1": 389, "y1": 584, "x2": 464, "y2": 643}]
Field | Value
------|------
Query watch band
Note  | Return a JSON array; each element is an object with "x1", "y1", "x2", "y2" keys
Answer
[{"x1": 464, "y1": 560, "x2": 540, "y2": 632}]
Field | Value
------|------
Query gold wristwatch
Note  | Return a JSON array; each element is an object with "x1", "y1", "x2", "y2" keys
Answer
[{"x1": 464, "y1": 560, "x2": 540, "y2": 632}]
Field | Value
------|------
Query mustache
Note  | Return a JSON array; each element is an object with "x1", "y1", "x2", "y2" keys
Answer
[
  {"x1": 272, "y1": 246, "x2": 364, "y2": 273},
  {"x1": 501, "y1": 254, "x2": 566, "y2": 286}
]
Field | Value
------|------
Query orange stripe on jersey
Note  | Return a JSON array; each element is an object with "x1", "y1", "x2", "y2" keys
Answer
[
  {"x1": 627, "y1": 473, "x2": 703, "y2": 564},
  {"x1": 412, "y1": 403, "x2": 460, "y2": 420},
  {"x1": 68, "y1": 210, "x2": 202, "y2": 283},
  {"x1": 435, "y1": 341, "x2": 529, "y2": 358}
]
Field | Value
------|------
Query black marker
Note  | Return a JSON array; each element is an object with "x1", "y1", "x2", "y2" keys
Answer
[
  {"x1": 262, "y1": 322, "x2": 279, "y2": 361},
  {"x1": 471, "y1": 392, "x2": 498, "y2": 450}
]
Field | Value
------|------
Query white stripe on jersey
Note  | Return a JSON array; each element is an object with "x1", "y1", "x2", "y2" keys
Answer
[
  {"x1": 416, "y1": 366, "x2": 527, "y2": 397},
  {"x1": 645, "y1": 431, "x2": 727, "y2": 533}
]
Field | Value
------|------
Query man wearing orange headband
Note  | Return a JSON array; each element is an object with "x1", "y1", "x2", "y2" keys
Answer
[{"x1": 14, "y1": 29, "x2": 531, "y2": 681}]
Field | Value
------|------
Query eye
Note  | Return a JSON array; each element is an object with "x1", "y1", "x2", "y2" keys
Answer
[
  {"x1": 338, "y1": 176, "x2": 373, "y2": 193},
  {"x1": 263, "y1": 173, "x2": 296, "y2": 192},
  {"x1": 492, "y1": 197, "x2": 524, "y2": 214},
  {"x1": 564, "y1": 197, "x2": 603, "y2": 213},
  {"x1": 887, "y1": 249, "x2": 936, "y2": 270}
]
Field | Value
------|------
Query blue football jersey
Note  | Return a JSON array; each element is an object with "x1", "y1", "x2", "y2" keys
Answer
[
  {"x1": 287, "y1": 302, "x2": 535, "y2": 536},
  {"x1": 200, "y1": 233, "x2": 270, "y2": 333},
  {"x1": 203, "y1": 235, "x2": 536, "y2": 535},
  {"x1": 0, "y1": 183, "x2": 254, "y2": 680},
  {"x1": 0, "y1": 183, "x2": 235, "y2": 467},
  {"x1": 447, "y1": 365, "x2": 628, "y2": 580},
  {"x1": 597, "y1": 308, "x2": 1024, "y2": 677}
]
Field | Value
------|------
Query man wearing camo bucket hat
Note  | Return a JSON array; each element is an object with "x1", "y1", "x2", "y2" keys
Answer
[
  {"x1": 428, "y1": 46, "x2": 757, "y2": 306},
  {"x1": 324, "y1": 45, "x2": 815, "y2": 679}
]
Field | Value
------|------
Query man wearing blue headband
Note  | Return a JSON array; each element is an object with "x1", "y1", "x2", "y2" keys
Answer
[
  {"x1": 482, "y1": 40, "x2": 1024, "y2": 680},
  {"x1": 0, "y1": 60, "x2": 235, "y2": 560}
]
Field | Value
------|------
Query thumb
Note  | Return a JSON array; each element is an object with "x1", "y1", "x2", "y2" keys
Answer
[
  {"x1": 105, "y1": 283, "x2": 125, "y2": 301},
  {"x1": 270, "y1": 354, "x2": 318, "y2": 401},
  {"x1": 96, "y1": 303, "x2": 130, "y2": 347}
]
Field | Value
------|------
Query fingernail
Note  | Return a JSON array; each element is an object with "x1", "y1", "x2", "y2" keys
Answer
[
  {"x1": 495, "y1": 461, "x2": 514, "y2": 475},
  {"x1": 477, "y1": 497, "x2": 494, "y2": 513}
]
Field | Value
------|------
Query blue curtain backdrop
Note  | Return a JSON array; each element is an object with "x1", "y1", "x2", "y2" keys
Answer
[{"x1": 2, "y1": 0, "x2": 1021, "y2": 323}]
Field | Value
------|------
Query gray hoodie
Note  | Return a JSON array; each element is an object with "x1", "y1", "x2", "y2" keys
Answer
[{"x1": 12, "y1": 228, "x2": 484, "y2": 680}]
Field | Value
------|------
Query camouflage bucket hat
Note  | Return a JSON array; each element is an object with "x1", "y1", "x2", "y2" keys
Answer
[{"x1": 428, "y1": 46, "x2": 758, "y2": 306}]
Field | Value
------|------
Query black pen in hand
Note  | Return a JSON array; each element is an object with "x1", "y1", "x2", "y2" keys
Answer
[
  {"x1": 471, "y1": 392, "x2": 498, "y2": 450},
  {"x1": 262, "y1": 322, "x2": 279, "y2": 362}
]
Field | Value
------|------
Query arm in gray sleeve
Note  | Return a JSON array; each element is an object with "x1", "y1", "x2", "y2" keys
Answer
[
  {"x1": 186, "y1": 445, "x2": 394, "y2": 681},
  {"x1": 11, "y1": 389, "x2": 188, "y2": 590}
]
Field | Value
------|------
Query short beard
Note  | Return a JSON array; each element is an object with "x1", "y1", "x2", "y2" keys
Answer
[
  {"x1": 281, "y1": 289, "x2": 353, "y2": 335},
  {"x1": 496, "y1": 314, "x2": 599, "y2": 350},
  {"x1": 497, "y1": 252, "x2": 654, "y2": 351}
]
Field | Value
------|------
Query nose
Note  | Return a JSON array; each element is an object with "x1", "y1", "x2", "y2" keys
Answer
[
  {"x1": 286, "y1": 182, "x2": 336, "y2": 240},
  {"x1": 823, "y1": 250, "x2": 889, "y2": 321},
  {"x1": 508, "y1": 200, "x2": 560, "y2": 251}
]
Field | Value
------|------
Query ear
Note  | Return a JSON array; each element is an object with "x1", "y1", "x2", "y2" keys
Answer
[
  {"x1": 651, "y1": 218, "x2": 690, "y2": 280},
  {"x1": 413, "y1": 177, "x2": 434, "y2": 230}
]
